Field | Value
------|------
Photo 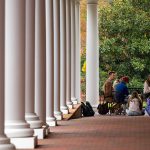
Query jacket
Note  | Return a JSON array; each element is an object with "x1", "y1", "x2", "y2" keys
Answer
[{"x1": 115, "y1": 81, "x2": 129, "y2": 103}]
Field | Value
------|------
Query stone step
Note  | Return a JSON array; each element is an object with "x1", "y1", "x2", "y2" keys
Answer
[{"x1": 63, "y1": 104, "x2": 82, "y2": 120}]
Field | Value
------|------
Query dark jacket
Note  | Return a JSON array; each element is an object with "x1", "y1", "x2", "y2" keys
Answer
[{"x1": 115, "y1": 81, "x2": 129, "y2": 103}]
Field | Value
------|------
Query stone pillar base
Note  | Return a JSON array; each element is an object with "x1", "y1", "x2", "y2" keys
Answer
[
  {"x1": 67, "y1": 101, "x2": 73, "y2": 109},
  {"x1": 45, "y1": 128, "x2": 50, "y2": 136},
  {"x1": 26, "y1": 120, "x2": 43, "y2": 129},
  {"x1": 0, "y1": 136, "x2": 15, "y2": 150},
  {"x1": 71, "y1": 97, "x2": 78, "y2": 104},
  {"x1": 61, "y1": 106, "x2": 69, "y2": 114},
  {"x1": 54, "y1": 111, "x2": 63, "y2": 121},
  {"x1": 46, "y1": 117, "x2": 57, "y2": 126},
  {"x1": 67, "y1": 104, "x2": 73, "y2": 109},
  {"x1": 25, "y1": 113, "x2": 43, "y2": 129},
  {"x1": 10, "y1": 136, "x2": 37, "y2": 149},
  {"x1": 47, "y1": 120, "x2": 57, "y2": 126},
  {"x1": 61, "y1": 109, "x2": 69, "y2": 114},
  {"x1": 34, "y1": 127, "x2": 46, "y2": 139},
  {"x1": 0, "y1": 144, "x2": 15, "y2": 150},
  {"x1": 54, "y1": 114, "x2": 63, "y2": 121},
  {"x1": 43, "y1": 125, "x2": 50, "y2": 136}
]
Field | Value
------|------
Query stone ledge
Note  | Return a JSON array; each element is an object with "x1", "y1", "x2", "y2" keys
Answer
[
  {"x1": 34, "y1": 127, "x2": 46, "y2": 139},
  {"x1": 10, "y1": 136, "x2": 37, "y2": 149},
  {"x1": 47, "y1": 120, "x2": 57, "y2": 127}
]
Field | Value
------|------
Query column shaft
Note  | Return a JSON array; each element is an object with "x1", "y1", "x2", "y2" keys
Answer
[
  {"x1": 0, "y1": 0, "x2": 15, "y2": 149},
  {"x1": 86, "y1": 1, "x2": 99, "y2": 106},
  {"x1": 75, "y1": 0, "x2": 81, "y2": 102},
  {"x1": 35, "y1": 0, "x2": 46, "y2": 124},
  {"x1": 45, "y1": 0, "x2": 57, "y2": 125},
  {"x1": 25, "y1": 0, "x2": 42, "y2": 129},
  {"x1": 71, "y1": 0, "x2": 77, "y2": 103},
  {"x1": 60, "y1": 0, "x2": 69, "y2": 114},
  {"x1": 5, "y1": 0, "x2": 34, "y2": 137},
  {"x1": 53, "y1": 0, "x2": 62, "y2": 120},
  {"x1": 66, "y1": 0, "x2": 73, "y2": 108}
]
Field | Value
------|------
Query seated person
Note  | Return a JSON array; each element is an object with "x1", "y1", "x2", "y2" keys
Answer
[
  {"x1": 126, "y1": 91, "x2": 144, "y2": 116},
  {"x1": 97, "y1": 91, "x2": 109, "y2": 115},
  {"x1": 145, "y1": 96, "x2": 150, "y2": 115},
  {"x1": 114, "y1": 76, "x2": 129, "y2": 104},
  {"x1": 143, "y1": 75, "x2": 150, "y2": 99},
  {"x1": 113, "y1": 75, "x2": 123, "y2": 90}
]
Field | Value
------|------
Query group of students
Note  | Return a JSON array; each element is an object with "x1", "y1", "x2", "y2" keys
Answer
[{"x1": 98, "y1": 71, "x2": 150, "y2": 116}]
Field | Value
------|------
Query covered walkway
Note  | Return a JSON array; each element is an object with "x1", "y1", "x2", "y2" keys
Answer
[{"x1": 26, "y1": 115, "x2": 150, "y2": 150}]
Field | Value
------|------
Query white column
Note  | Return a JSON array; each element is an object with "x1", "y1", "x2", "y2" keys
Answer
[
  {"x1": 60, "y1": 0, "x2": 69, "y2": 114},
  {"x1": 25, "y1": 0, "x2": 42, "y2": 129},
  {"x1": 53, "y1": 0, "x2": 63, "y2": 120},
  {"x1": 0, "y1": 0, "x2": 15, "y2": 149},
  {"x1": 71, "y1": 0, "x2": 78, "y2": 104},
  {"x1": 5, "y1": 0, "x2": 37, "y2": 148},
  {"x1": 86, "y1": 0, "x2": 99, "y2": 106},
  {"x1": 66, "y1": 0, "x2": 73, "y2": 108},
  {"x1": 5, "y1": 0, "x2": 34, "y2": 138},
  {"x1": 35, "y1": 0, "x2": 46, "y2": 124},
  {"x1": 75, "y1": 0, "x2": 81, "y2": 102},
  {"x1": 46, "y1": 0, "x2": 57, "y2": 126}
]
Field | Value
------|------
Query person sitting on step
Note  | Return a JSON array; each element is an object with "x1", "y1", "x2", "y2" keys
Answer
[{"x1": 126, "y1": 91, "x2": 144, "y2": 116}]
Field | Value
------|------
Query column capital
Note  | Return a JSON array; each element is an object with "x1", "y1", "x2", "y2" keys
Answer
[{"x1": 87, "y1": 0, "x2": 98, "y2": 4}]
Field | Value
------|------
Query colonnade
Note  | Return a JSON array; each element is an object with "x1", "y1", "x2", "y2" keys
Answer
[{"x1": 0, "y1": 0, "x2": 99, "y2": 149}]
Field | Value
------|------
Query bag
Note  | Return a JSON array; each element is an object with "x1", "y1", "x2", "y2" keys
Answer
[
  {"x1": 81, "y1": 101, "x2": 95, "y2": 117},
  {"x1": 97, "y1": 102, "x2": 109, "y2": 115}
]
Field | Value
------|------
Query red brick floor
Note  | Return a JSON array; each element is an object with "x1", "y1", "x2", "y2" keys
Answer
[{"x1": 22, "y1": 115, "x2": 150, "y2": 150}]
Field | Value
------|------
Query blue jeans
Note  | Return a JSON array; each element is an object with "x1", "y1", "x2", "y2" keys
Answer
[{"x1": 126, "y1": 109, "x2": 143, "y2": 116}]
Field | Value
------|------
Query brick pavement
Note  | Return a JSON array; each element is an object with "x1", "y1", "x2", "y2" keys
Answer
[{"x1": 20, "y1": 115, "x2": 150, "y2": 150}]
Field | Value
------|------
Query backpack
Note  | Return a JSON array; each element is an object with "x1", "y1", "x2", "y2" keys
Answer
[
  {"x1": 97, "y1": 102, "x2": 109, "y2": 115},
  {"x1": 81, "y1": 101, "x2": 95, "y2": 117}
]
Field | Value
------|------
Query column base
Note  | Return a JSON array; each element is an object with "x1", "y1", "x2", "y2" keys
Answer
[
  {"x1": 71, "y1": 97, "x2": 78, "y2": 104},
  {"x1": 46, "y1": 117, "x2": 57, "y2": 126},
  {"x1": 0, "y1": 136, "x2": 15, "y2": 150},
  {"x1": 67, "y1": 101, "x2": 73, "y2": 109},
  {"x1": 42, "y1": 125, "x2": 50, "y2": 136},
  {"x1": 5, "y1": 121, "x2": 34, "y2": 138},
  {"x1": 45, "y1": 128, "x2": 50, "y2": 136},
  {"x1": 61, "y1": 106, "x2": 69, "y2": 114},
  {"x1": 61, "y1": 109, "x2": 69, "y2": 114},
  {"x1": 0, "y1": 144, "x2": 15, "y2": 150},
  {"x1": 33, "y1": 127, "x2": 46, "y2": 139},
  {"x1": 54, "y1": 111, "x2": 63, "y2": 121},
  {"x1": 10, "y1": 136, "x2": 37, "y2": 149},
  {"x1": 25, "y1": 113, "x2": 43, "y2": 128}
]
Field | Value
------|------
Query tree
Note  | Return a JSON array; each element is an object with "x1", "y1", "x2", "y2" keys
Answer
[{"x1": 99, "y1": 0, "x2": 150, "y2": 88}]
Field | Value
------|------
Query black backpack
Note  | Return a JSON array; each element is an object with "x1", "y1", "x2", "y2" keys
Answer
[
  {"x1": 81, "y1": 101, "x2": 95, "y2": 117},
  {"x1": 97, "y1": 102, "x2": 109, "y2": 115}
]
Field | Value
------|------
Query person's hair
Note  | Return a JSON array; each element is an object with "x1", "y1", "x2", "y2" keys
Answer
[
  {"x1": 146, "y1": 75, "x2": 150, "y2": 87},
  {"x1": 108, "y1": 71, "x2": 115, "y2": 76},
  {"x1": 122, "y1": 76, "x2": 129, "y2": 83},
  {"x1": 129, "y1": 91, "x2": 142, "y2": 102}
]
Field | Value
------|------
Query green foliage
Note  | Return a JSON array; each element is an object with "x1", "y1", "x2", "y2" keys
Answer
[
  {"x1": 99, "y1": 0, "x2": 150, "y2": 88},
  {"x1": 128, "y1": 76, "x2": 144, "y2": 88},
  {"x1": 81, "y1": 50, "x2": 86, "y2": 94}
]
